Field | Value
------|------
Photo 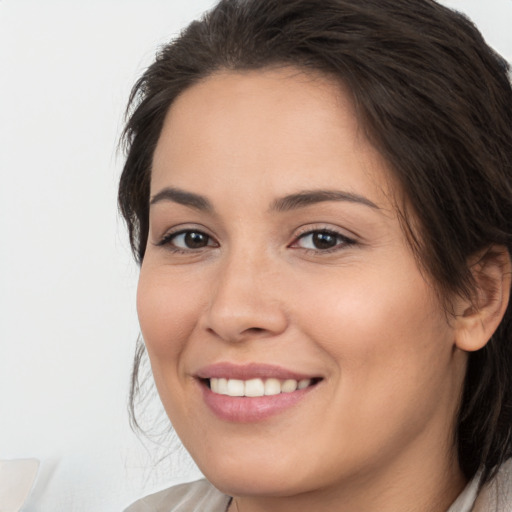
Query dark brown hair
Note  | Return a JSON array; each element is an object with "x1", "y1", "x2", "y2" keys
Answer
[{"x1": 119, "y1": 0, "x2": 512, "y2": 483}]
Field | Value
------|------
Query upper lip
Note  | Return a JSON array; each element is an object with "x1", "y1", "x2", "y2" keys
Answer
[{"x1": 195, "y1": 362, "x2": 320, "y2": 381}]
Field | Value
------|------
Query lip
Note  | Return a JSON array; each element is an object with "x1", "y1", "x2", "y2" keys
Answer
[
  {"x1": 196, "y1": 362, "x2": 318, "y2": 381},
  {"x1": 195, "y1": 362, "x2": 321, "y2": 423}
]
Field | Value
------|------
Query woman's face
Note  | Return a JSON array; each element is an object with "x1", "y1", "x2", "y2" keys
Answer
[{"x1": 138, "y1": 68, "x2": 467, "y2": 501}]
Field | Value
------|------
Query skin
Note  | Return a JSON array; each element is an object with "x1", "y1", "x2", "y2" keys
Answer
[{"x1": 137, "y1": 68, "x2": 470, "y2": 512}]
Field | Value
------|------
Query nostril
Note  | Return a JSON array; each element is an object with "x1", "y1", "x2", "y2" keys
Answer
[{"x1": 240, "y1": 327, "x2": 271, "y2": 337}]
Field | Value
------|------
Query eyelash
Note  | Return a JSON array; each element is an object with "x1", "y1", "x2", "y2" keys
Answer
[
  {"x1": 156, "y1": 227, "x2": 356, "y2": 254},
  {"x1": 290, "y1": 228, "x2": 356, "y2": 254},
  {"x1": 156, "y1": 229, "x2": 218, "y2": 254}
]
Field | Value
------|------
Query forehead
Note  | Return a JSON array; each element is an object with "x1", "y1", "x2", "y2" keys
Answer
[{"x1": 151, "y1": 67, "x2": 396, "y2": 208}]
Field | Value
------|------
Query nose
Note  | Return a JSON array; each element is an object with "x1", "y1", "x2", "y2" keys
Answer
[{"x1": 202, "y1": 251, "x2": 288, "y2": 343}]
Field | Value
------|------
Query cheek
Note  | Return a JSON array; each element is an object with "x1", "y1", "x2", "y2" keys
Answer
[
  {"x1": 136, "y1": 265, "x2": 200, "y2": 365},
  {"x1": 300, "y1": 262, "x2": 454, "y2": 392},
  {"x1": 293, "y1": 265, "x2": 459, "y2": 461}
]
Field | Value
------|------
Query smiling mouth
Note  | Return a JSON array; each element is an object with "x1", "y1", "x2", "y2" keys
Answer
[{"x1": 204, "y1": 377, "x2": 322, "y2": 397}]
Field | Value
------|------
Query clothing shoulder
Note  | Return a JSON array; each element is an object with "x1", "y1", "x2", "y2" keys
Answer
[
  {"x1": 124, "y1": 479, "x2": 231, "y2": 512},
  {"x1": 473, "y1": 459, "x2": 512, "y2": 512}
]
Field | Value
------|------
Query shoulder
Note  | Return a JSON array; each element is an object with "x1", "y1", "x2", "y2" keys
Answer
[
  {"x1": 124, "y1": 479, "x2": 231, "y2": 512},
  {"x1": 473, "y1": 459, "x2": 512, "y2": 512}
]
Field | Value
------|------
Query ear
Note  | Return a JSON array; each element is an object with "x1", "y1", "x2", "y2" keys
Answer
[{"x1": 454, "y1": 246, "x2": 511, "y2": 352}]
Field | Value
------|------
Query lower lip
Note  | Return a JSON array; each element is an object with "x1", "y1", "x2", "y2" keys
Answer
[{"x1": 200, "y1": 382, "x2": 317, "y2": 423}]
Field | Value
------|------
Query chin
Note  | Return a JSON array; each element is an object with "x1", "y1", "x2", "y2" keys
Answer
[
  {"x1": 203, "y1": 466, "x2": 309, "y2": 498},
  {"x1": 190, "y1": 442, "x2": 324, "y2": 498}
]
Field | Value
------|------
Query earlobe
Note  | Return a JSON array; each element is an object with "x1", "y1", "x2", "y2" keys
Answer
[{"x1": 454, "y1": 246, "x2": 511, "y2": 352}]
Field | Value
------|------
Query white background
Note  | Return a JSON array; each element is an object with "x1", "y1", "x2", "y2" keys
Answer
[{"x1": 1, "y1": 1, "x2": 511, "y2": 511}]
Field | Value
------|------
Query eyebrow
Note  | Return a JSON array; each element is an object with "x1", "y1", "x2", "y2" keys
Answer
[
  {"x1": 270, "y1": 190, "x2": 379, "y2": 212},
  {"x1": 149, "y1": 187, "x2": 378, "y2": 212},
  {"x1": 150, "y1": 187, "x2": 213, "y2": 211}
]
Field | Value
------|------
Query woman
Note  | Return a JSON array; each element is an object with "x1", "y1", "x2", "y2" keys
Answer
[{"x1": 120, "y1": 0, "x2": 512, "y2": 510}]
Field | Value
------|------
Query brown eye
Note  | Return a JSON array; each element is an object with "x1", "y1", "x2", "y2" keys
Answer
[
  {"x1": 159, "y1": 230, "x2": 216, "y2": 250},
  {"x1": 311, "y1": 231, "x2": 338, "y2": 250},
  {"x1": 183, "y1": 231, "x2": 210, "y2": 249},
  {"x1": 293, "y1": 229, "x2": 356, "y2": 252}
]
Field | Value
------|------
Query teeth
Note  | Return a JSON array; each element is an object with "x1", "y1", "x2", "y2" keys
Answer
[
  {"x1": 218, "y1": 378, "x2": 228, "y2": 394},
  {"x1": 209, "y1": 377, "x2": 312, "y2": 397},
  {"x1": 226, "y1": 379, "x2": 244, "y2": 397},
  {"x1": 245, "y1": 378, "x2": 265, "y2": 397},
  {"x1": 298, "y1": 379, "x2": 310, "y2": 390},
  {"x1": 281, "y1": 379, "x2": 298, "y2": 393},
  {"x1": 264, "y1": 378, "x2": 281, "y2": 396}
]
